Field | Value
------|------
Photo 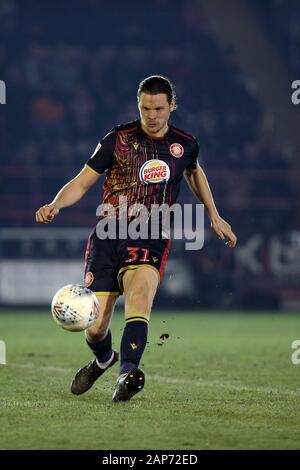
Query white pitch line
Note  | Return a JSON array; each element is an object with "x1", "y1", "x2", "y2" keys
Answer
[
  {"x1": 6, "y1": 362, "x2": 300, "y2": 398},
  {"x1": 149, "y1": 375, "x2": 300, "y2": 397}
]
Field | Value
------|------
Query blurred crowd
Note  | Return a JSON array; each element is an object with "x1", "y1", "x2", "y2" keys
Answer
[
  {"x1": 0, "y1": 0, "x2": 296, "y2": 232},
  {"x1": 0, "y1": 0, "x2": 299, "y2": 309},
  {"x1": 250, "y1": 0, "x2": 300, "y2": 75}
]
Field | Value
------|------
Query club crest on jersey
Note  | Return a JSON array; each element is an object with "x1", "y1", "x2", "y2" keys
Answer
[
  {"x1": 170, "y1": 143, "x2": 184, "y2": 158},
  {"x1": 139, "y1": 159, "x2": 170, "y2": 184}
]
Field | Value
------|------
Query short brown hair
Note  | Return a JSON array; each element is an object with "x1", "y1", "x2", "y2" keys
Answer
[{"x1": 137, "y1": 75, "x2": 176, "y2": 106}]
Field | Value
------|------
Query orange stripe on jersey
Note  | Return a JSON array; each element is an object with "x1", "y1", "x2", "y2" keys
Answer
[
  {"x1": 159, "y1": 239, "x2": 171, "y2": 280},
  {"x1": 84, "y1": 230, "x2": 94, "y2": 274}
]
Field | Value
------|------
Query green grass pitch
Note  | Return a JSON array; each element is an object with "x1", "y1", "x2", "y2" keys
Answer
[{"x1": 0, "y1": 310, "x2": 300, "y2": 450}]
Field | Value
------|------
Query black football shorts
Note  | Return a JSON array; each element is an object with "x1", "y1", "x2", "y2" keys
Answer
[{"x1": 84, "y1": 227, "x2": 171, "y2": 296}]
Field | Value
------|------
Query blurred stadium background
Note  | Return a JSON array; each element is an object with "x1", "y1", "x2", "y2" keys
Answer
[{"x1": 0, "y1": 0, "x2": 300, "y2": 311}]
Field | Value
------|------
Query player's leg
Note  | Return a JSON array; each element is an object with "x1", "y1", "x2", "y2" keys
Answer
[
  {"x1": 71, "y1": 294, "x2": 119, "y2": 395},
  {"x1": 121, "y1": 265, "x2": 159, "y2": 372},
  {"x1": 71, "y1": 232, "x2": 121, "y2": 395},
  {"x1": 112, "y1": 266, "x2": 160, "y2": 401},
  {"x1": 85, "y1": 293, "x2": 119, "y2": 367}
]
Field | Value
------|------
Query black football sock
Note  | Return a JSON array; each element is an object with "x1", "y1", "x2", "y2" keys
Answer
[
  {"x1": 120, "y1": 320, "x2": 148, "y2": 375},
  {"x1": 86, "y1": 329, "x2": 113, "y2": 366}
]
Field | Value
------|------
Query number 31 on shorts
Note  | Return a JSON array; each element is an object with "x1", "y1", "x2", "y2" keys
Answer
[{"x1": 125, "y1": 247, "x2": 150, "y2": 263}]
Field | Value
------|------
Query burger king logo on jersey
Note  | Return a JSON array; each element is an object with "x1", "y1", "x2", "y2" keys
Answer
[
  {"x1": 139, "y1": 159, "x2": 170, "y2": 184},
  {"x1": 170, "y1": 143, "x2": 184, "y2": 158}
]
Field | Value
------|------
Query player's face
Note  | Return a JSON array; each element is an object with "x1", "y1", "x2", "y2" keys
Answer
[{"x1": 138, "y1": 93, "x2": 175, "y2": 138}]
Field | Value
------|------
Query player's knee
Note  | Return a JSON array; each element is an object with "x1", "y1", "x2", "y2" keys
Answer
[
  {"x1": 86, "y1": 324, "x2": 108, "y2": 342},
  {"x1": 126, "y1": 287, "x2": 151, "y2": 315}
]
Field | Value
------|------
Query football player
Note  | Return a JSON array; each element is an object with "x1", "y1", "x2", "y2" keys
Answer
[{"x1": 36, "y1": 76, "x2": 237, "y2": 401}]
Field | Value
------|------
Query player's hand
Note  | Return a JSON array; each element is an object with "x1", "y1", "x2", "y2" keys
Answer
[
  {"x1": 35, "y1": 204, "x2": 60, "y2": 224},
  {"x1": 210, "y1": 215, "x2": 237, "y2": 248}
]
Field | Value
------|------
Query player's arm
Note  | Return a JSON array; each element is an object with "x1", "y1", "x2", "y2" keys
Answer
[
  {"x1": 35, "y1": 131, "x2": 116, "y2": 224},
  {"x1": 184, "y1": 162, "x2": 237, "y2": 248},
  {"x1": 35, "y1": 166, "x2": 101, "y2": 224}
]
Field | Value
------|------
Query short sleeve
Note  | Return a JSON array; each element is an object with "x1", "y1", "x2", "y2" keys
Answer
[
  {"x1": 85, "y1": 131, "x2": 116, "y2": 175},
  {"x1": 185, "y1": 140, "x2": 199, "y2": 170}
]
